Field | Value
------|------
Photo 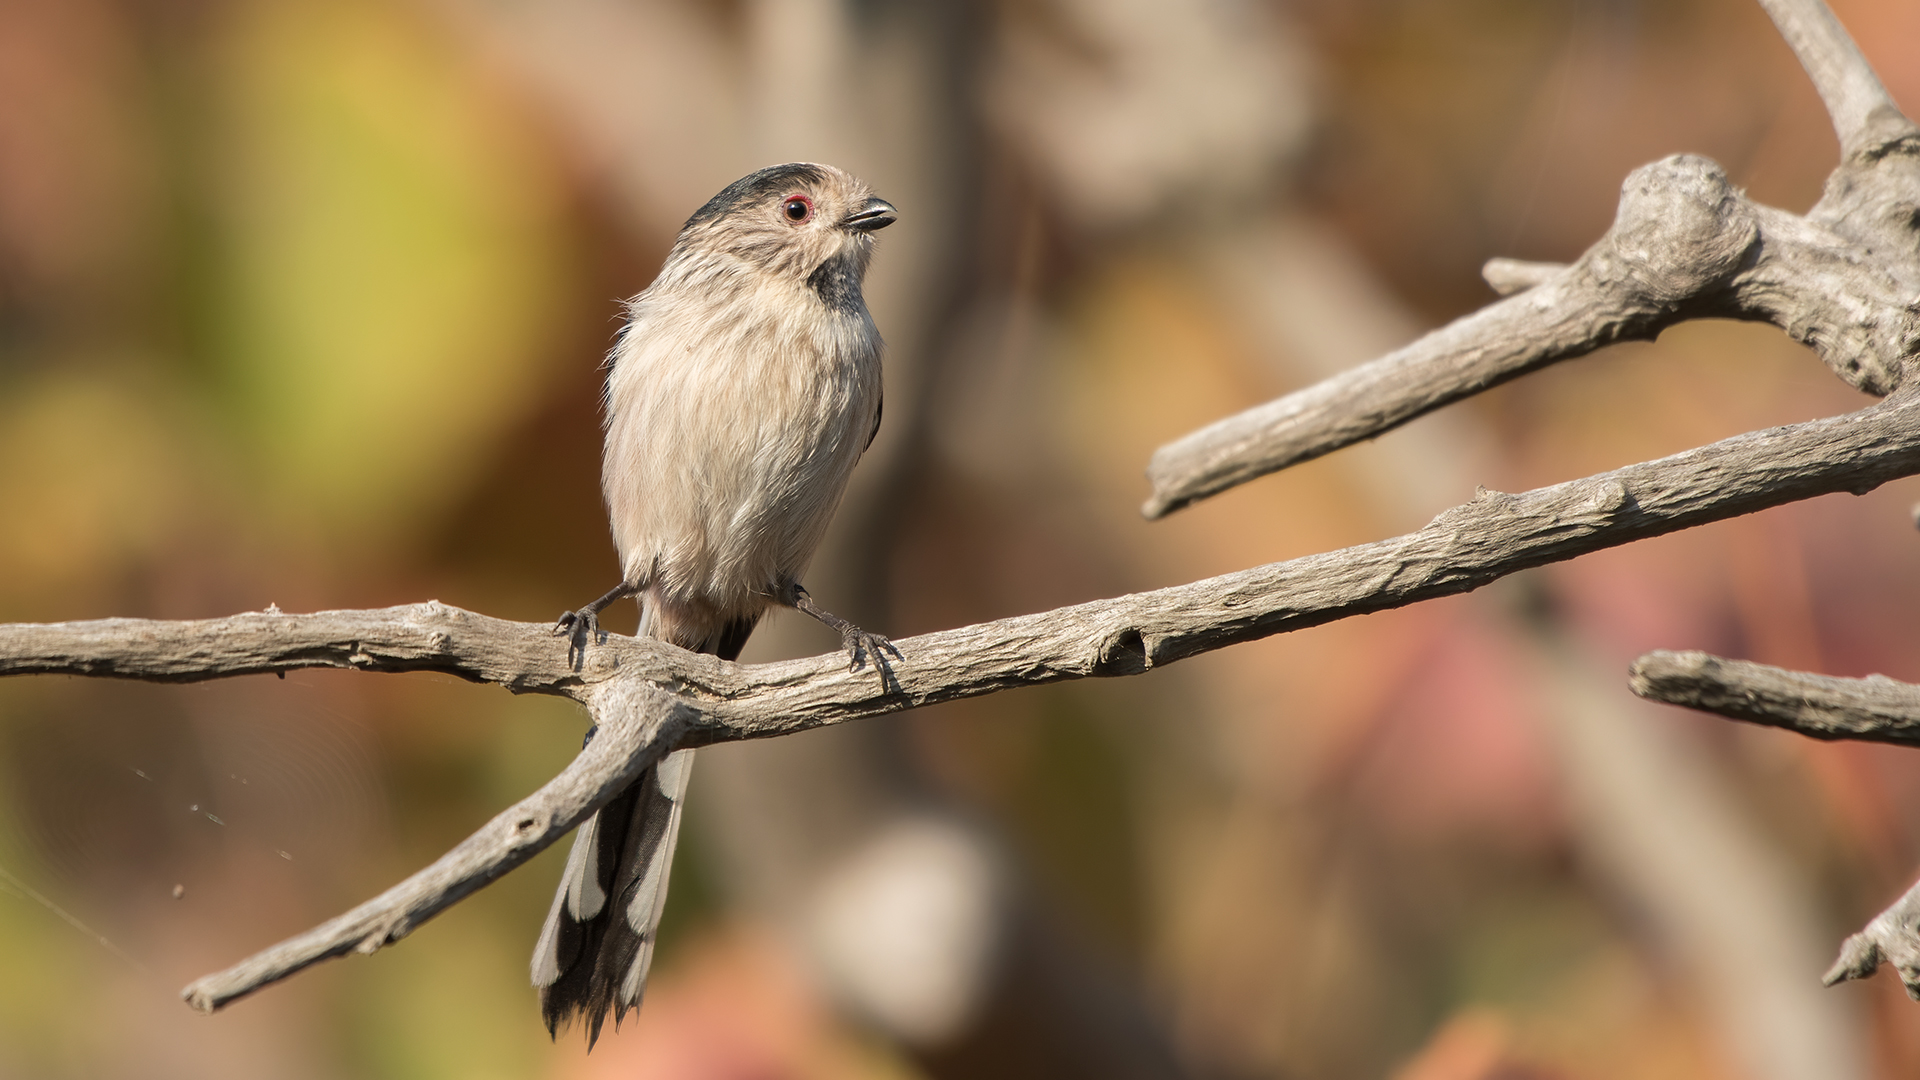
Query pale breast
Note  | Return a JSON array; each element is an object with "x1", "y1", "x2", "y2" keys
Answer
[{"x1": 601, "y1": 277, "x2": 882, "y2": 627}]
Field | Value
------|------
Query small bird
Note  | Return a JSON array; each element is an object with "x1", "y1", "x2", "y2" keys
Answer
[{"x1": 533, "y1": 163, "x2": 898, "y2": 1044}]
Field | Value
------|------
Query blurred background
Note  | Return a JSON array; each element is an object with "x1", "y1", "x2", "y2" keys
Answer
[{"x1": 3, "y1": 0, "x2": 1920, "y2": 1076}]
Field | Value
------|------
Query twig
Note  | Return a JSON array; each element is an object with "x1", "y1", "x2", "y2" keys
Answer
[
  {"x1": 179, "y1": 681, "x2": 691, "y2": 1012},
  {"x1": 0, "y1": 602, "x2": 611, "y2": 697},
  {"x1": 6, "y1": 395, "x2": 1920, "y2": 751},
  {"x1": 1629, "y1": 650, "x2": 1920, "y2": 746},
  {"x1": 1481, "y1": 257, "x2": 1565, "y2": 296},
  {"x1": 1144, "y1": 153, "x2": 1919, "y2": 517},
  {"x1": 13, "y1": 395, "x2": 1920, "y2": 747},
  {"x1": 1135, "y1": 0, "x2": 1920, "y2": 1010},
  {"x1": 1755, "y1": 0, "x2": 1908, "y2": 159}
]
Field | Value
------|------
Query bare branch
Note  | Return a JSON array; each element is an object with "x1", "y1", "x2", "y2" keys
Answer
[
  {"x1": 0, "y1": 602, "x2": 606, "y2": 697},
  {"x1": 12, "y1": 394, "x2": 1920, "y2": 750},
  {"x1": 713, "y1": 408, "x2": 1920, "y2": 748},
  {"x1": 0, "y1": 386, "x2": 1867, "y2": 1008},
  {"x1": 1145, "y1": 150, "x2": 1920, "y2": 518},
  {"x1": 1825, "y1": 875, "x2": 1920, "y2": 999},
  {"x1": 1145, "y1": 0, "x2": 1920, "y2": 522},
  {"x1": 1629, "y1": 650, "x2": 1920, "y2": 746},
  {"x1": 1626, "y1": 649, "x2": 1920, "y2": 1001},
  {"x1": 180, "y1": 681, "x2": 691, "y2": 1012},
  {"x1": 140, "y1": 388, "x2": 1920, "y2": 1008},
  {"x1": 1142, "y1": 252, "x2": 1614, "y2": 519},
  {"x1": 1755, "y1": 0, "x2": 1909, "y2": 159}
]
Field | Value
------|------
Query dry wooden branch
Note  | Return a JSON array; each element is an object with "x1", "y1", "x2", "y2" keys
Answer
[
  {"x1": 0, "y1": 602, "x2": 601, "y2": 696},
  {"x1": 1143, "y1": 0, "x2": 1920, "y2": 520},
  {"x1": 11, "y1": 395, "x2": 1920, "y2": 748},
  {"x1": 1755, "y1": 0, "x2": 1905, "y2": 158},
  {"x1": 1627, "y1": 650, "x2": 1920, "y2": 999},
  {"x1": 1629, "y1": 650, "x2": 1920, "y2": 746},
  {"x1": 6, "y1": 381, "x2": 1920, "y2": 1008}
]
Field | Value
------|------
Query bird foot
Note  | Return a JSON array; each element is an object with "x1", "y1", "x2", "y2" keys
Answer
[
  {"x1": 553, "y1": 609, "x2": 603, "y2": 671},
  {"x1": 839, "y1": 626, "x2": 902, "y2": 675},
  {"x1": 552, "y1": 607, "x2": 604, "y2": 644},
  {"x1": 784, "y1": 583, "x2": 900, "y2": 677},
  {"x1": 554, "y1": 581, "x2": 636, "y2": 668}
]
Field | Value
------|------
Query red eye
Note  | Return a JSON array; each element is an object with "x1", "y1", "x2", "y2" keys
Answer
[{"x1": 782, "y1": 195, "x2": 813, "y2": 223}]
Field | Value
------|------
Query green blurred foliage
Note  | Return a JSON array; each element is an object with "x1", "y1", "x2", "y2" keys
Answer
[
  {"x1": 0, "y1": 0, "x2": 599, "y2": 1074},
  {"x1": 209, "y1": 0, "x2": 576, "y2": 548}
]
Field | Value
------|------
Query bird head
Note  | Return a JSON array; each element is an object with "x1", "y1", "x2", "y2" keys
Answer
[{"x1": 667, "y1": 163, "x2": 896, "y2": 307}]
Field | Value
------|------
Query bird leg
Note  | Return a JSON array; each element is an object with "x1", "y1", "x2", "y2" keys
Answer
[
  {"x1": 782, "y1": 583, "x2": 901, "y2": 674},
  {"x1": 554, "y1": 581, "x2": 637, "y2": 661}
]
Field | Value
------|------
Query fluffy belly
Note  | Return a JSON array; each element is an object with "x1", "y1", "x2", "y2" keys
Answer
[{"x1": 601, "y1": 312, "x2": 880, "y2": 634}]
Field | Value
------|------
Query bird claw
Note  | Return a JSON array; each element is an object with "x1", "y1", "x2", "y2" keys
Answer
[
  {"x1": 552, "y1": 582, "x2": 636, "y2": 661},
  {"x1": 553, "y1": 608, "x2": 601, "y2": 642},
  {"x1": 554, "y1": 609, "x2": 606, "y2": 671},
  {"x1": 842, "y1": 627, "x2": 902, "y2": 674}
]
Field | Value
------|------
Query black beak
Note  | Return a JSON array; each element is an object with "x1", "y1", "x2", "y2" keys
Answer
[{"x1": 843, "y1": 197, "x2": 897, "y2": 232}]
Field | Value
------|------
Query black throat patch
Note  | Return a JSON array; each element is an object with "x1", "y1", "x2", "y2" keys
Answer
[{"x1": 806, "y1": 252, "x2": 862, "y2": 315}]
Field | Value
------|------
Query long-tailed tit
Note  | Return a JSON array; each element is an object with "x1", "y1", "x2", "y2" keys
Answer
[{"x1": 533, "y1": 163, "x2": 898, "y2": 1043}]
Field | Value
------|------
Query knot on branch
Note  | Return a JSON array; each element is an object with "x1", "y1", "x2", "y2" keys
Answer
[
  {"x1": 1093, "y1": 628, "x2": 1151, "y2": 676},
  {"x1": 1557, "y1": 479, "x2": 1631, "y2": 527},
  {"x1": 1428, "y1": 485, "x2": 1519, "y2": 530},
  {"x1": 1593, "y1": 155, "x2": 1757, "y2": 306}
]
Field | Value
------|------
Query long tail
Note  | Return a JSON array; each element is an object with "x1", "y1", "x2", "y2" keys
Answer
[
  {"x1": 532, "y1": 747, "x2": 693, "y2": 1043},
  {"x1": 531, "y1": 599, "x2": 756, "y2": 1046}
]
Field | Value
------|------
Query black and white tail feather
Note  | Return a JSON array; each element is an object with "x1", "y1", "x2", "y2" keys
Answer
[
  {"x1": 530, "y1": 745, "x2": 692, "y2": 1043},
  {"x1": 533, "y1": 603, "x2": 756, "y2": 1045}
]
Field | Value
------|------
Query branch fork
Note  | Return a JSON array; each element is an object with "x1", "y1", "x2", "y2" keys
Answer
[{"x1": 179, "y1": 680, "x2": 694, "y2": 1012}]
